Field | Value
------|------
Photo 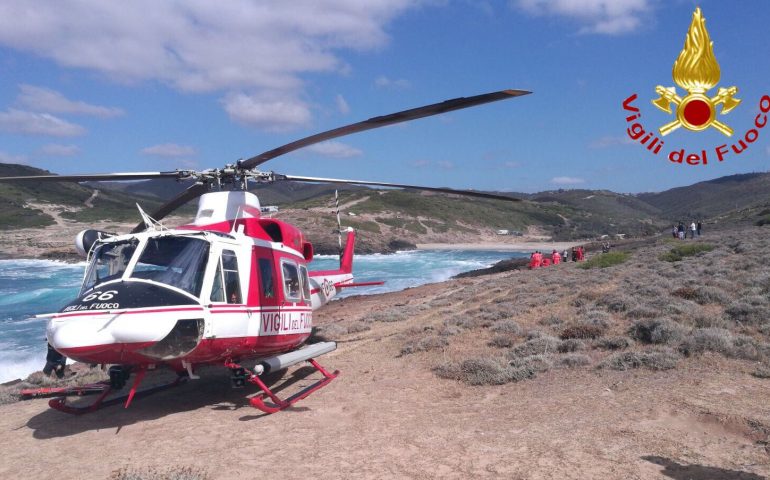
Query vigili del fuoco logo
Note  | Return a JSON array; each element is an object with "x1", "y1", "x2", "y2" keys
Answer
[{"x1": 622, "y1": 7, "x2": 769, "y2": 166}]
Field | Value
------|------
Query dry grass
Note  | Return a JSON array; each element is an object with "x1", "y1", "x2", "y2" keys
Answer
[
  {"x1": 110, "y1": 466, "x2": 210, "y2": 480},
  {"x1": 418, "y1": 225, "x2": 770, "y2": 387}
]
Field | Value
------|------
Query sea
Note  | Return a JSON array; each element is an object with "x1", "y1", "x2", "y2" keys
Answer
[{"x1": 0, "y1": 249, "x2": 525, "y2": 383}]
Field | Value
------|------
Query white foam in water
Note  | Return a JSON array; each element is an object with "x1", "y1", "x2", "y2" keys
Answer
[{"x1": 0, "y1": 352, "x2": 45, "y2": 383}]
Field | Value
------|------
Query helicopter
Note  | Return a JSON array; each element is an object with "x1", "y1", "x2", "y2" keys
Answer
[{"x1": 0, "y1": 89, "x2": 529, "y2": 414}]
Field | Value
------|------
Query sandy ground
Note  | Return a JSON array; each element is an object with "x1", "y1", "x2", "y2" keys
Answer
[{"x1": 0, "y1": 278, "x2": 768, "y2": 480}]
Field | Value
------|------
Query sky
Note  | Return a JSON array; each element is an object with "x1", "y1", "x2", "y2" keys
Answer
[{"x1": 0, "y1": 0, "x2": 768, "y2": 194}]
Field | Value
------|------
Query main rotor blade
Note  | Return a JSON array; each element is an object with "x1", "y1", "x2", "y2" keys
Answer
[
  {"x1": 241, "y1": 89, "x2": 530, "y2": 170},
  {"x1": 277, "y1": 174, "x2": 520, "y2": 202},
  {"x1": 0, "y1": 172, "x2": 182, "y2": 183},
  {"x1": 130, "y1": 182, "x2": 209, "y2": 233}
]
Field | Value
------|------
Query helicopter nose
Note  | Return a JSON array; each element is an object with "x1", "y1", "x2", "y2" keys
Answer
[
  {"x1": 47, "y1": 314, "x2": 183, "y2": 362},
  {"x1": 47, "y1": 317, "x2": 116, "y2": 357}
]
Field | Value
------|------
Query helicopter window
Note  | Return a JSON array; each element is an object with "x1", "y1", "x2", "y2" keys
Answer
[
  {"x1": 130, "y1": 236, "x2": 209, "y2": 297},
  {"x1": 258, "y1": 258, "x2": 274, "y2": 299},
  {"x1": 299, "y1": 265, "x2": 311, "y2": 301},
  {"x1": 281, "y1": 261, "x2": 300, "y2": 301},
  {"x1": 209, "y1": 262, "x2": 225, "y2": 303},
  {"x1": 222, "y1": 250, "x2": 242, "y2": 304},
  {"x1": 81, "y1": 239, "x2": 138, "y2": 294}
]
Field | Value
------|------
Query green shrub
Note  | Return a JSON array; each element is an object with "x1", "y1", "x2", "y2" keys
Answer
[
  {"x1": 659, "y1": 243, "x2": 715, "y2": 262},
  {"x1": 578, "y1": 252, "x2": 629, "y2": 269}
]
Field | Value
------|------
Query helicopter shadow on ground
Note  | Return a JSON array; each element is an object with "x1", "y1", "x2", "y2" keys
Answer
[
  {"x1": 642, "y1": 456, "x2": 767, "y2": 480},
  {"x1": 26, "y1": 366, "x2": 319, "y2": 439}
]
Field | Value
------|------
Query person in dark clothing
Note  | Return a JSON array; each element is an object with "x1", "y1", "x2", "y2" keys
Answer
[
  {"x1": 43, "y1": 343, "x2": 66, "y2": 378},
  {"x1": 697, "y1": 220, "x2": 702, "y2": 236}
]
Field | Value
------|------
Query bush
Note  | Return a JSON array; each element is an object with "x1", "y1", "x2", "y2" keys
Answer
[
  {"x1": 725, "y1": 301, "x2": 770, "y2": 325},
  {"x1": 599, "y1": 349, "x2": 680, "y2": 371},
  {"x1": 692, "y1": 286, "x2": 730, "y2": 305},
  {"x1": 490, "y1": 320, "x2": 521, "y2": 335},
  {"x1": 595, "y1": 336, "x2": 632, "y2": 351},
  {"x1": 578, "y1": 252, "x2": 630, "y2": 269},
  {"x1": 628, "y1": 319, "x2": 686, "y2": 345},
  {"x1": 597, "y1": 292, "x2": 636, "y2": 313},
  {"x1": 400, "y1": 335, "x2": 448, "y2": 356},
  {"x1": 347, "y1": 323, "x2": 371, "y2": 334},
  {"x1": 558, "y1": 338, "x2": 586, "y2": 353},
  {"x1": 626, "y1": 307, "x2": 660, "y2": 319},
  {"x1": 679, "y1": 328, "x2": 733, "y2": 356},
  {"x1": 509, "y1": 354, "x2": 552, "y2": 373},
  {"x1": 366, "y1": 308, "x2": 407, "y2": 323},
  {"x1": 488, "y1": 335, "x2": 515, "y2": 348},
  {"x1": 560, "y1": 323, "x2": 605, "y2": 340},
  {"x1": 109, "y1": 467, "x2": 210, "y2": 480},
  {"x1": 433, "y1": 357, "x2": 535, "y2": 386},
  {"x1": 558, "y1": 353, "x2": 591, "y2": 368},
  {"x1": 659, "y1": 243, "x2": 715, "y2": 262},
  {"x1": 509, "y1": 336, "x2": 562, "y2": 358}
]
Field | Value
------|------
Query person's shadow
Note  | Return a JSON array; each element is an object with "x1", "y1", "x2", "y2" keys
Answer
[{"x1": 643, "y1": 456, "x2": 766, "y2": 480}]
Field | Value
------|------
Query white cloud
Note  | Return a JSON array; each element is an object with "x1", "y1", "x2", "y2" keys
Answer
[
  {"x1": 306, "y1": 141, "x2": 362, "y2": 158},
  {"x1": 513, "y1": 0, "x2": 651, "y2": 35},
  {"x1": 436, "y1": 160, "x2": 454, "y2": 170},
  {"x1": 0, "y1": 150, "x2": 28, "y2": 164},
  {"x1": 141, "y1": 143, "x2": 197, "y2": 157},
  {"x1": 375, "y1": 76, "x2": 412, "y2": 90},
  {"x1": 503, "y1": 161, "x2": 521, "y2": 168},
  {"x1": 0, "y1": 109, "x2": 86, "y2": 137},
  {"x1": 0, "y1": 1, "x2": 421, "y2": 130},
  {"x1": 335, "y1": 94, "x2": 351, "y2": 115},
  {"x1": 17, "y1": 85, "x2": 123, "y2": 117},
  {"x1": 551, "y1": 176, "x2": 585, "y2": 185},
  {"x1": 222, "y1": 92, "x2": 312, "y2": 131},
  {"x1": 40, "y1": 144, "x2": 81, "y2": 156},
  {"x1": 589, "y1": 135, "x2": 634, "y2": 148}
]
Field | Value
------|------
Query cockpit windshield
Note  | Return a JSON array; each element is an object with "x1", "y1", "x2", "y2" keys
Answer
[
  {"x1": 81, "y1": 239, "x2": 138, "y2": 295},
  {"x1": 130, "y1": 236, "x2": 210, "y2": 297}
]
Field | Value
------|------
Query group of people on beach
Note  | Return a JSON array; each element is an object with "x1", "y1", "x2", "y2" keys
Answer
[
  {"x1": 529, "y1": 246, "x2": 585, "y2": 269},
  {"x1": 672, "y1": 220, "x2": 702, "y2": 240}
]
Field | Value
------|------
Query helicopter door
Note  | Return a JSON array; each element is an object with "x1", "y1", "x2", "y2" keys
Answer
[{"x1": 255, "y1": 255, "x2": 278, "y2": 307}]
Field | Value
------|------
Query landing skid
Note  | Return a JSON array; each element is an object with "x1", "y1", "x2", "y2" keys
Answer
[
  {"x1": 21, "y1": 374, "x2": 187, "y2": 415},
  {"x1": 225, "y1": 358, "x2": 339, "y2": 414}
]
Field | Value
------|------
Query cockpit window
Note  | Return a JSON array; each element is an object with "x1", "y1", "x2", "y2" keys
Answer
[
  {"x1": 282, "y1": 261, "x2": 301, "y2": 301},
  {"x1": 299, "y1": 265, "x2": 311, "y2": 301},
  {"x1": 209, "y1": 249, "x2": 242, "y2": 304},
  {"x1": 131, "y1": 236, "x2": 210, "y2": 297},
  {"x1": 81, "y1": 239, "x2": 138, "y2": 294},
  {"x1": 222, "y1": 250, "x2": 241, "y2": 304}
]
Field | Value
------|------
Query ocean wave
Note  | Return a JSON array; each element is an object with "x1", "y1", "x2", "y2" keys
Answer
[{"x1": 0, "y1": 351, "x2": 46, "y2": 383}]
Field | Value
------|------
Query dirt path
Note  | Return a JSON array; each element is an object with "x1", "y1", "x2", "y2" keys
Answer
[{"x1": 84, "y1": 189, "x2": 100, "y2": 208}]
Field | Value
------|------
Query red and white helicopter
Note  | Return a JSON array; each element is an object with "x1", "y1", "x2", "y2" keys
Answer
[{"x1": 0, "y1": 89, "x2": 528, "y2": 414}]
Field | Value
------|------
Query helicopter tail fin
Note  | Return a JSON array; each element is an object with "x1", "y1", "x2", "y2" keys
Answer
[{"x1": 339, "y1": 228, "x2": 355, "y2": 274}]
